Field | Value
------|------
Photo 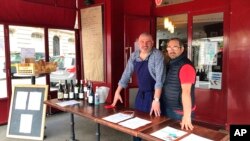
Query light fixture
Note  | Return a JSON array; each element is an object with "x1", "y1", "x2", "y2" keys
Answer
[{"x1": 164, "y1": 17, "x2": 174, "y2": 33}]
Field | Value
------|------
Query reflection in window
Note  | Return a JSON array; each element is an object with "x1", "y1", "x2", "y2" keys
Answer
[
  {"x1": 9, "y1": 25, "x2": 46, "y2": 85},
  {"x1": 156, "y1": 14, "x2": 188, "y2": 62},
  {"x1": 53, "y1": 36, "x2": 60, "y2": 56},
  {"x1": 192, "y1": 13, "x2": 224, "y2": 90},
  {"x1": 48, "y1": 29, "x2": 76, "y2": 88}
]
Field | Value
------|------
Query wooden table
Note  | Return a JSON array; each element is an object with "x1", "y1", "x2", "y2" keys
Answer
[
  {"x1": 44, "y1": 99, "x2": 167, "y2": 141},
  {"x1": 44, "y1": 99, "x2": 229, "y2": 141}
]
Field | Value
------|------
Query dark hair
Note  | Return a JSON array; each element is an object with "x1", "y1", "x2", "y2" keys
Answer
[{"x1": 167, "y1": 37, "x2": 184, "y2": 48}]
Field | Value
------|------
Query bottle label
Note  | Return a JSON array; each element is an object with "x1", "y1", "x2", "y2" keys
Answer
[
  {"x1": 69, "y1": 92, "x2": 74, "y2": 99},
  {"x1": 88, "y1": 96, "x2": 93, "y2": 104},
  {"x1": 79, "y1": 92, "x2": 84, "y2": 99},
  {"x1": 57, "y1": 92, "x2": 63, "y2": 100},
  {"x1": 64, "y1": 93, "x2": 68, "y2": 99},
  {"x1": 74, "y1": 87, "x2": 79, "y2": 93}
]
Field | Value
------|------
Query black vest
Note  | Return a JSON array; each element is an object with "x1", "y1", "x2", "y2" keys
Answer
[{"x1": 162, "y1": 53, "x2": 195, "y2": 110}]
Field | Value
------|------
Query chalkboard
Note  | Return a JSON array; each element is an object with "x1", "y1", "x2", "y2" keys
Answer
[{"x1": 6, "y1": 84, "x2": 48, "y2": 140}]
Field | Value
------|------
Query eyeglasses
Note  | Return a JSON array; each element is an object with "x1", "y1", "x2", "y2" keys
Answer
[{"x1": 166, "y1": 46, "x2": 181, "y2": 51}]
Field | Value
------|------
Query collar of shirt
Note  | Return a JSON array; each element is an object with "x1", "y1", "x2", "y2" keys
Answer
[{"x1": 134, "y1": 48, "x2": 154, "y2": 61}]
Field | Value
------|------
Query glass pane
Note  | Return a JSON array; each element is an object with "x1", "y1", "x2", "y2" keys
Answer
[
  {"x1": 192, "y1": 13, "x2": 224, "y2": 89},
  {"x1": 48, "y1": 29, "x2": 76, "y2": 89},
  {"x1": 0, "y1": 24, "x2": 7, "y2": 98},
  {"x1": 9, "y1": 26, "x2": 46, "y2": 85},
  {"x1": 156, "y1": 14, "x2": 188, "y2": 62}
]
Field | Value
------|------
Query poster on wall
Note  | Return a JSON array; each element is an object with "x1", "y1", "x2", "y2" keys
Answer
[
  {"x1": 81, "y1": 5, "x2": 104, "y2": 81},
  {"x1": 198, "y1": 41, "x2": 217, "y2": 66},
  {"x1": 208, "y1": 72, "x2": 222, "y2": 89}
]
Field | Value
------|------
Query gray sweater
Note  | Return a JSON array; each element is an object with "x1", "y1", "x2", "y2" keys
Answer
[{"x1": 118, "y1": 48, "x2": 165, "y2": 89}]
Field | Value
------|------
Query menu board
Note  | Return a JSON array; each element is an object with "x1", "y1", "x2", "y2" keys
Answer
[
  {"x1": 81, "y1": 5, "x2": 104, "y2": 81},
  {"x1": 6, "y1": 85, "x2": 48, "y2": 140}
]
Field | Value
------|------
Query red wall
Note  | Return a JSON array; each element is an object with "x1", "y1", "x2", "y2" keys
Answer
[
  {"x1": 227, "y1": 0, "x2": 250, "y2": 125},
  {"x1": 0, "y1": 0, "x2": 75, "y2": 28}
]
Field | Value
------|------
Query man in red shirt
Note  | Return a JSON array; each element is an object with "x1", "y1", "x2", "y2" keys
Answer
[{"x1": 161, "y1": 38, "x2": 196, "y2": 130}]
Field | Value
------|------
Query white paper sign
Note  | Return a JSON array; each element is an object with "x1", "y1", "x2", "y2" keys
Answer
[
  {"x1": 102, "y1": 113, "x2": 133, "y2": 123},
  {"x1": 151, "y1": 126, "x2": 187, "y2": 141},
  {"x1": 28, "y1": 92, "x2": 42, "y2": 111},
  {"x1": 208, "y1": 72, "x2": 222, "y2": 89},
  {"x1": 56, "y1": 100, "x2": 81, "y2": 107},
  {"x1": 19, "y1": 114, "x2": 33, "y2": 133},
  {"x1": 15, "y1": 91, "x2": 28, "y2": 110},
  {"x1": 180, "y1": 133, "x2": 213, "y2": 141},
  {"x1": 118, "y1": 117, "x2": 151, "y2": 129}
]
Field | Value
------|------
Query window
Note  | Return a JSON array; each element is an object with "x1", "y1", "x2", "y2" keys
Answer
[
  {"x1": 48, "y1": 29, "x2": 76, "y2": 88},
  {"x1": 192, "y1": 13, "x2": 224, "y2": 90},
  {"x1": 9, "y1": 25, "x2": 46, "y2": 85}
]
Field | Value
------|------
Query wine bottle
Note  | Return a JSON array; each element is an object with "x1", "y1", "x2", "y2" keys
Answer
[
  {"x1": 86, "y1": 80, "x2": 91, "y2": 99},
  {"x1": 79, "y1": 80, "x2": 84, "y2": 100},
  {"x1": 63, "y1": 80, "x2": 69, "y2": 100},
  {"x1": 94, "y1": 86, "x2": 100, "y2": 105},
  {"x1": 88, "y1": 82, "x2": 94, "y2": 105},
  {"x1": 57, "y1": 80, "x2": 63, "y2": 100},
  {"x1": 196, "y1": 69, "x2": 200, "y2": 81},
  {"x1": 74, "y1": 79, "x2": 79, "y2": 100},
  {"x1": 84, "y1": 79, "x2": 88, "y2": 101},
  {"x1": 69, "y1": 80, "x2": 74, "y2": 100}
]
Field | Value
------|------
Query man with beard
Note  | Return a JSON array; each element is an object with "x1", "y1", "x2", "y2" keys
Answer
[
  {"x1": 161, "y1": 38, "x2": 196, "y2": 130},
  {"x1": 111, "y1": 32, "x2": 165, "y2": 141}
]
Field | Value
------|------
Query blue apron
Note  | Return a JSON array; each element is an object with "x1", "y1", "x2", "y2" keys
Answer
[{"x1": 134, "y1": 59, "x2": 155, "y2": 113}]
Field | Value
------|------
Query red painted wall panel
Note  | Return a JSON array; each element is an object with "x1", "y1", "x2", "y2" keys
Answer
[
  {"x1": 0, "y1": 0, "x2": 75, "y2": 28},
  {"x1": 227, "y1": 0, "x2": 250, "y2": 125},
  {"x1": 124, "y1": 0, "x2": 152, "y2": 16},
  {"x1": 0, "y1": 100, "x2": 9, "y2": 125}
]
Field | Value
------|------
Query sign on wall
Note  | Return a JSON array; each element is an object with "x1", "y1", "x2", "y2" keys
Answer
[{"x1": 81, "y1": 5, "x2": 104, "y2": 81}]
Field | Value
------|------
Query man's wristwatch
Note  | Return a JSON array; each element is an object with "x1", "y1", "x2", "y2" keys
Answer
[{"x1": 153, "y1": 97, "x2": 160, "y2": 102}]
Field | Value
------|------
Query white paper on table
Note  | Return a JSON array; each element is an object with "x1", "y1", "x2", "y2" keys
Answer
[
  {"x1": 150, "y1": 126, "x2": 187, "y2": 141},
  {"x1": 56, "y1": 100, "x2": 81, "y2": 107},
  {"x1": 15, "y1": 91, "x2": 28, "y2": 110},
  {"x1": 28, "y1": 92, "x2": 42, "y2": 111},
  {"x1": 180, "y1": 133, "x2": 213, "y2": 141},
  {"x1": 102, "y1": 113, "x2": 133, "y2": 123},
  {"x1": 19, "y1": 114, "x2": 33, "y2": 133},
  {"x1": 118, "y1": 117, "x2": 151, "y2": 129}
]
